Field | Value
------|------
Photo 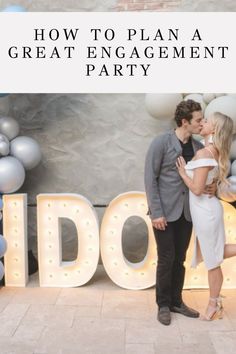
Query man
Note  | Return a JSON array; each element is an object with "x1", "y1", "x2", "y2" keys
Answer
[{"x1": 145, "y1": 99, "x2": 205, "y2": 325}]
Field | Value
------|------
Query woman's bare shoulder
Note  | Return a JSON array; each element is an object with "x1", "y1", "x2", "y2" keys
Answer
[{"x1": 194, "y1": 148, "x2": 211, "y2": 159}]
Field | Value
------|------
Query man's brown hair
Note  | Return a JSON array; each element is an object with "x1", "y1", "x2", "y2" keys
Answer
[{"x1": 175, "y1": 99, "x2": 202, "y2": 127}]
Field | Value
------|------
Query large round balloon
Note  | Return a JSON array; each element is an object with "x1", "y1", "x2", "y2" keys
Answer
[
  {"x1": 145, "y1": 94, "x2": 183, "y2": 120},
  {"x1": 218, "y1": 176, "x2": 236, "y2": 203},
  {"x1": 2, "y1": 5, "x2": 26, "y2": 12},
  {"x1": 10, "y1": 136, "x2": 41, "y2": 170},
  {"x1": 0, "y1": 261, "x2": 4, "y2": 281},
  {"x1": 0, "y1": 117, "x2": 20, "y2": 140},
  {"x1": 231, "y1": 160, "x2": 236, "y2": 176},
  {"x1": 230, "y1": 135, "x2": 236, "y2": 160},
  {"x1": 184, "y1": 93, "x2": 206, "y2": 112},
  {"x1": 0, "y1": 235, "x2": 7, "y2": 258},
  {"x1": 0, "y1": 156, "x2": 25, "y2": 193},
  {"x1": 0, "y1": 116, "x2": 20, "y2": 141},
  {"x1": 215, "y1": 93, "x2": 225, "y2": 98},
  {"x1": 228, "y1": 94, "x2": 236, "y2": 99},
  {"x1": 205, "y1": 96, "x2": 236, "y2": 133},
  {"x1": 203, "y1": 93, "x2": 215, "y2": 104},
  {"x1": 0, "y1": 96, "x2": 10, "y2": 115}
]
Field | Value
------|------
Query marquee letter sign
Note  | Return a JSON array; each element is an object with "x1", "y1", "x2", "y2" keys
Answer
[
  {"x1": 2, "y1": 194, "x2": 236, "y2": 290},
  {"x1": 100, "y1": 192, "x2": 156, "y2": 290},
  {"x1": 37, "y1": 194, "x2": 99, "y2": 287}
]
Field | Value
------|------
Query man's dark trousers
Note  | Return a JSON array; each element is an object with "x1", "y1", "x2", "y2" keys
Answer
[{"x1": 153, "y1": 212, "x2": 192, "y2": 308}]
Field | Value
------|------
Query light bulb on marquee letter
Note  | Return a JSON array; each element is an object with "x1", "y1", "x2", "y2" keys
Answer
[
  {"x1": 100, "y1": 192, "x2": 156, "y2": 290},
  {"x1": 3, "y1": 194, "x2": 28, "y2": 287},
  {"x1": 37, "y1": 194, "x2": 99, "y2": 287}
]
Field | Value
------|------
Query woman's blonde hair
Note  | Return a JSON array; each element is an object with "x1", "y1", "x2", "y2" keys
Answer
[{"x1": 211, "y1": 112, "x2": 233, "y2": 184}]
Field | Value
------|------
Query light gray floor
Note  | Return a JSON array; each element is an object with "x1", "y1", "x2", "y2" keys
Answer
[{"x1": 0, "y1": 265, "x2": 236, "y2": 354}]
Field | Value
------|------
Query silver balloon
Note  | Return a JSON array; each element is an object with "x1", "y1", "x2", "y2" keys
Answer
[
  {"x1": 0, "y1": 260, "x2": 4, "y2": 281},
  {"x1": 0, "y1": 235, "x2": 7, "y2": 258},
  {"x1": 0, "y1": 116, "x2": 20, "y2": 140},
  {"x1": 231, "y1": 160, "x2": 236, "y2": 176},
  {"x1": 218, "y1": 176, "x2": 236, "y2": 202},
  {"x1": 0, "y1": 133, "x2": 9, "y2": 156},
  {"x1": 230, "y1": 135, "x2": 236, "y2": 160},
  {"x1": 0, "y1": 156, "x2": 25, "y2": 193},
  {"x1": 10, "y1": 136, "x2": 41, "y2": 170}
]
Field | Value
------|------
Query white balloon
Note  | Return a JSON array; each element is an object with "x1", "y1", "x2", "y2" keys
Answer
[
  {"x1": 0, "y1": 142, "x2": 9, "y2": 156},
  {"x1": 0, "y1": 116, "x2": 20, "y2": 140},
  {"x1": 218, "y1": 176, "x2": 236, "y2": 203},
  {"x1": 215, "y1": 93, "x2": 225, "y2": 98},
  {"x1": 230, "y1": 135, "x2": 236, "y2": 160},
  {"x1": 231, "y1": 160, "x2": 236, "y2": 176},
  {"x1": 0, "y1": 156, "x2": 25, "y2": 193},
  {"x1": 227, "y1": 160, "x2": 231, "y2": 177},
  {"x1": 10, "y1": 136, "x2": 41, "y2": 170},
  {"x1": 205, "y1": 96, "x2": 236, "y2": 133},
  {"x1": 0, "y1": 133, "x2": 10, "y2": 156},
  {"x1": 217, "y1": 158, "x2": 231, "y2": 178},
  {"x1": 184, "y1": 93, "x2": 206, "y2": 112},
  {"x1": 0, "y1": 97, "x2": 10, "y2": 115},
  {"x1": 145, "y1": 94, "x2": 183, "y2": 120},
  {"x1": 203, "y1": 93, "x2": 216, "y2": 104},
  {"x1": 0, "y1": 133, "x2": 9, "y2": 143}
]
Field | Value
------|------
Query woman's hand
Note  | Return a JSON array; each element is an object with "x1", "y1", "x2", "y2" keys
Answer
[{"x1": 176, "y1": 156, "x2": 187, "y2": 178}]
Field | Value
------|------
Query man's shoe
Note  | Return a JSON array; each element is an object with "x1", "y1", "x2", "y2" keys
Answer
[
  {"x1": 170, "y1": 302, "x2": 199, "y2": 318},
  {"x1": 158, "y1": 307, "x2": 171, "y2": 325}
]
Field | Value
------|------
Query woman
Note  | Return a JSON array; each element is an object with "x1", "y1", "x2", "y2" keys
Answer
[{"x1": 176, "y1": 112, "x2": 236, "y2": 321}]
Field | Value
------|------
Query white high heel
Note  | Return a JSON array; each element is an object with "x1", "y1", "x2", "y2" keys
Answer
[{"x1": 200, "y1": 296, "x2": 224, "y2": 321}]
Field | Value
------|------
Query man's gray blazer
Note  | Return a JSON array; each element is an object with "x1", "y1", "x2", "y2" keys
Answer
[{"x1": 144, "y1": 130, "x2": 203, "y2": 222}]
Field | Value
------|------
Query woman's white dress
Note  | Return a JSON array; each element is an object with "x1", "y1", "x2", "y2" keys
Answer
[{"x1": 185, "y1": 158, "x2": 225, "y2": 270}]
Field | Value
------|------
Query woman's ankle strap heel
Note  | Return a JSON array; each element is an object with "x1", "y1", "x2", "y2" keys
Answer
[
  {"x1": 209, "y1": 296, "x2": 224, "y2": 319},
  {"x1": 200, "y1": 296, "x2": 224, "y2": 321}
]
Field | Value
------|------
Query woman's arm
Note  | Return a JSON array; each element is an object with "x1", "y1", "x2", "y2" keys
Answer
[{"x1": 176, "y1": 156, "x2": 210, "y2": 196}]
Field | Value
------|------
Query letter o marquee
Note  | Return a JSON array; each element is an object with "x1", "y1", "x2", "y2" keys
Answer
[{"x1": 100, "y1": 192, "x2": 156, "y2": 290}]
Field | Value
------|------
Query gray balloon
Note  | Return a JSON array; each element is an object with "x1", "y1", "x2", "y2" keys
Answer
[
  {"x1": 230, "y1": 134, "x2": 236, "y2": 160},
  {"x1": 218, "y1": 176, "x2": 236, "y2": 203},
  {"x1": 0, "y1": 133, "x2": 9, "y2": 156},
  {"x1": 231, "y1": 160, "x2": 236, "y2": 176},
  {"x1": 0, "y1": 235, "x2": 7, "y2": 258},
  {"x1": 0, "y1": 116, "x2": 20, "y2": 141},
  {"x1": 10, "y1": 136, "x2": 41, "y2": 170},
  {"x1": 0, "y1": 260, "x2": 4, "y2": 281},
  {"x1": 0, "y1": 156, "x2": 25, "y2": 193}
]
